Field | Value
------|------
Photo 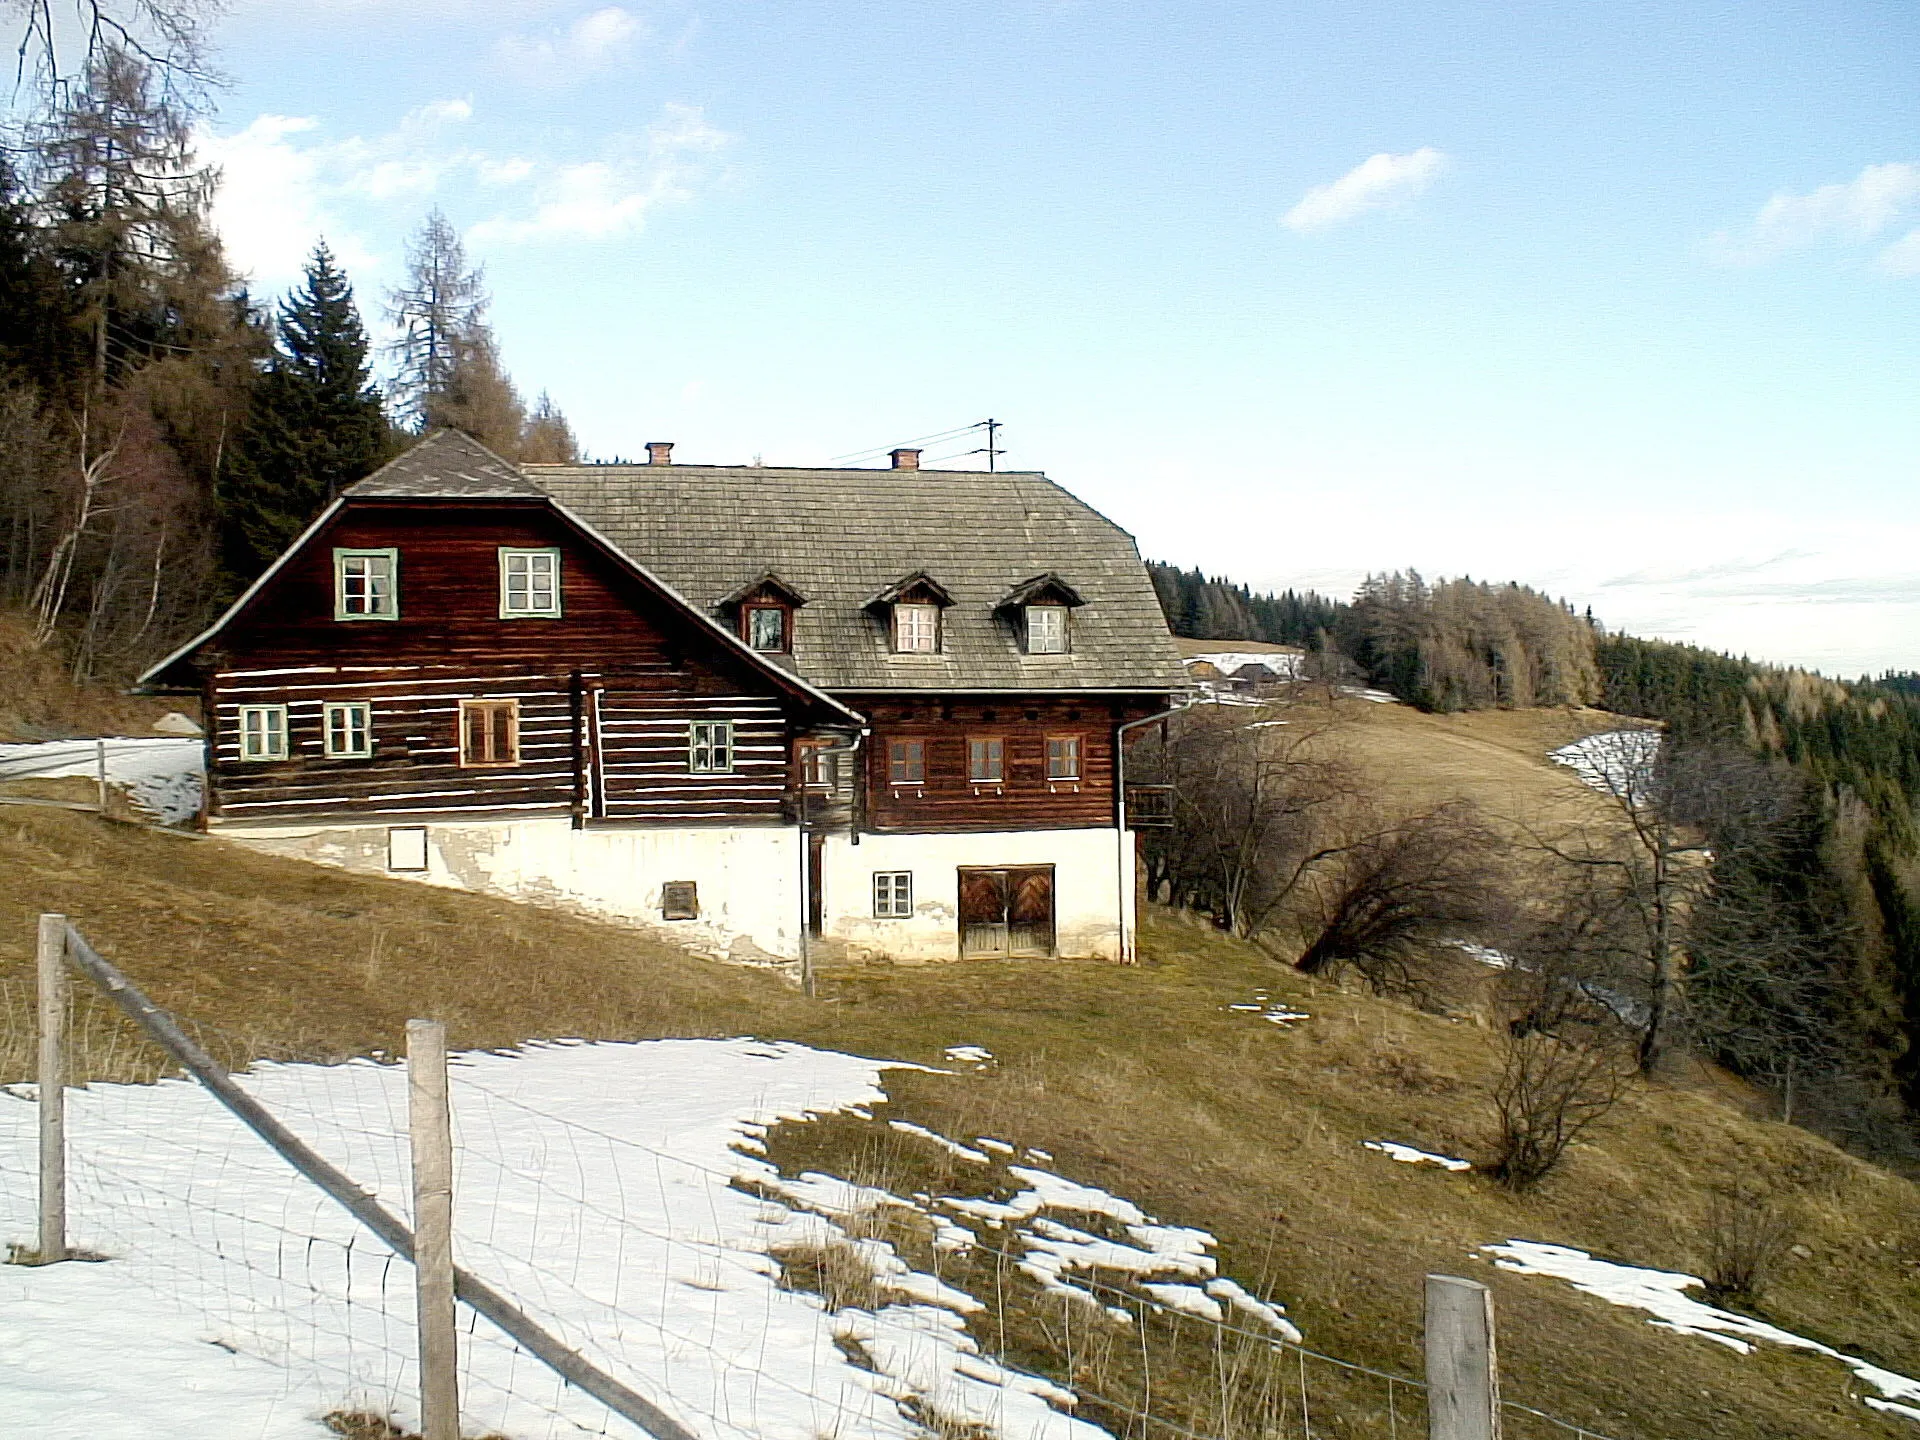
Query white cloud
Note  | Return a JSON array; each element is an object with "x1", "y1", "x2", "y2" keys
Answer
[
  {"x1": 1876, "y1": 227, "x2": 1920, "y2": 276},
  {"x1": 496, "y1": 6, "x2": 644, "y2": 83},
  {"x1": 200, "y1": 98, "x2": 483, "y2": 288},
  {"x1": 1707, "y1": 161, "x2": 1920, "y2": 267},
  {"x1": 467, "y1": 103, "x2": 727, "y2": 244},
  {"x1": 1282, "y1": 147, "x2": 1447, "y2": 233},
  {"x1": 204, "y1": 93, "x2": 725, "y2": 302},
  {"x1": 201, "y1": 115, "x2": 378, "y2": 289}
]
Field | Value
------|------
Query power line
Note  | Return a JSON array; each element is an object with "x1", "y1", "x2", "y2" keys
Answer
[{"x1": 829, "y1": 417, "x2": 1006, "y2": 468}]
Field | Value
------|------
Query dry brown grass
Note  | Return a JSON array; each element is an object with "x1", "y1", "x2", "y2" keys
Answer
[{"x1": 1317, "y1": 698, "x2": 1626, "y2": 833}]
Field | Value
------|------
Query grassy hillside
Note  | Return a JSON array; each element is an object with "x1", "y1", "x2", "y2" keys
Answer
[
  {"x1": 1, "y1": 708, "x2": 1916, "y2": 1439},
  {"x1": 0, "y1": 611, "x2": 188, "y2": 741}
]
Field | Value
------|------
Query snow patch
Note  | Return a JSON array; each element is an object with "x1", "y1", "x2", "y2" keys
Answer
[
  {"x1": 1363, "y1": 1141, "x2": 1471, "y2": 1172},
  {"x1": 888, "y1": 1121, "x2": 991, "y2": 1165},
  {"x1": 0, "y1": 737, "x2": 204, "y2": 824},
  {"x1": 1551, "y1": 730, "x2": 1660, "y2": 805},
  {"x1": 1484, "y1": 1241, "x2": 1920, "y2": 1422}
]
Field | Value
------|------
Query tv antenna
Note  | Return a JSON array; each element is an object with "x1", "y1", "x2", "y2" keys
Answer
[{"x1": 960, "y1": 418, "x2": 1004, "y2": 471}]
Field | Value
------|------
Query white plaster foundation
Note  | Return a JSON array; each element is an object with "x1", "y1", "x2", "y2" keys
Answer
[
  {"x1": 211, "y1": 817, "x2": 1134, "y2": 966},
  {"x1": 817, "y1": 827, "x2": 1133, "y2": 963},
  {"x1": 212, "y1": 816, "x2": 805, "y2": 964}
]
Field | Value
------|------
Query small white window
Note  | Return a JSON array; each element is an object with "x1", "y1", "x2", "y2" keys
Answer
[
  {"x1": 238, "y1": 705, "x2": 288, "y2": 761},
  {"x1": 894, "y1": 603, "x2": 939, "y2": 653},
  {"x1": 1026, "y1": 605, "x2": 1068, "y2": 654},
  {"x1": 499, "y1": 548, "x2": 562, "y2": 618},
  {"x1": 323, "y1": 702, "x2": 372, "y2": 758},
  {"x1": 690, "y1": 720, "x2": 734, "y2": 774},
  {"x1": 334, "y1": 548, "x2": 397, "y2": 620},
  {"x1": 873, "y1": 872, "x2": 913, "y2": 918},
  {"x1": 1046, "y1": 735, "x2": 1081, "y2": 780},
  {"x1": 387, "y1": 826, "x2": 429, "y2": 872}
]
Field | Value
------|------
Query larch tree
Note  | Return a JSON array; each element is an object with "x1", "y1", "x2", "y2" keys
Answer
[
  {"x1": 520, "y1": 390, "x2": 580, "y2": 463},
  {"x1": 385, "y1": 209, "x2": 488, "y2": 432}
]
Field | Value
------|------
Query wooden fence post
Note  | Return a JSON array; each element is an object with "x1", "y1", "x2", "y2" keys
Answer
[
  {"x1": 37, "y1": 913, "x2": 67, "y2": 1264},
  {"x1": 408, "y1": 1018, "x2": 459, "y2": 1440},
  {"x1": 1425, "y1": 1274, "x2": 1501, "y2": 1440},
  {"x1": 94, "y1": 739, "x2": 107, "y2": 814}
]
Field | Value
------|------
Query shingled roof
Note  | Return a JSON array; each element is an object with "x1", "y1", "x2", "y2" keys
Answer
[
  {"x1": 525, "y1": 460, "x2": 1186, "y2": 694},
  {"x1": 348, "y1": 429, "x2": 547, "y2": 500}
]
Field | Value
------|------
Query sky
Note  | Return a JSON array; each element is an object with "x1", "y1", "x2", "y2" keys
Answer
[{"x1": 193, "y1": 0, "x2": 1918, "y2": 676}]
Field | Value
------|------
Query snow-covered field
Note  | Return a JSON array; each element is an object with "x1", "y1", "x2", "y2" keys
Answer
[
  {"x1": 0, "y1": 737, "x2": 204, "y2": 824},
  {"x1": 1485, "y1": 1241, "x2": 1920, "y2": 1423},
  {"x1": 0, "y1": 1038, "x2": 1301, "y2": 1440}
]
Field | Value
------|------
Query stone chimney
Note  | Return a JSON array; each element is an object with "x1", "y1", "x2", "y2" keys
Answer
[
  {"x1": 890, "y1": 448, "x2": 921, "y2": 471},
  {"x1": 647, "y1": 441, "x2": 674, "y2": 466}
]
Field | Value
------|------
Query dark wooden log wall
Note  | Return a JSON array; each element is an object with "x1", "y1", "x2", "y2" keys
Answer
[
  {"x1": 595, "y1": 692, "x2": 789, "y2": 824},
  {"x1": 204, "y1": 503, "x2": 818, "y2": 826},
  {"x1": 847, "y1": 694, "x2": 1166, "y2": 834}
]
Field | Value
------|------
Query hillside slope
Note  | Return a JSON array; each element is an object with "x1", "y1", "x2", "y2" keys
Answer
[{"x1": 0, "y1": 707, "x2": 1915, "y2": 1439}]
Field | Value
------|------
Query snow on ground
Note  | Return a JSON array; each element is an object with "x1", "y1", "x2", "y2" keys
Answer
[
  {"x1": 944, "y1": 1045, "x2": 995, "y2": 1068},
  {"x1": 1550, "y1": 729, "x2": 1661, "y2": 805},
  {"x1": 1, "y1": 1038, "x2": 1306, "y2": 1440},
  {"x1": 1362, "y1": 1141, "x2": 1470, "y2": 1172},
  {"x1": 1446, "y1": 941, "x2": 1514, "y2": 970},
  {"x1": 1483, "y1": 1241, "x2": 1920, "y2": 1424},
  {"x1": 1224, "y1": 995, "x2": 1310, "y2": 1026},
  {"x1": 0, "y1": 736, "x2": 203, "y2": 824}
]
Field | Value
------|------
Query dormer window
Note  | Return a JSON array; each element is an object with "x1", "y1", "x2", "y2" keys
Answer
[
  {"x1": 998, "y1": 573, "x2": 1085, "y2": 655},
  {"x1": 719, "y1": 572, "x2": 807, "y2": 655},
  {"x1": 894, "y1": 603, "x2": 939, "y2": 653},
  {"x1": 1025, "y1": 605, "x2": 1068, "y2": 654},
  {"x1": 868, "y1": 571, "x2": 955, "y2": 655},
  {"x1": 746, "y1": 605, "x2": 788, "y2": 652},
  {"x1": 334, "y1": 548, "x2": 397, "y2": 621}
]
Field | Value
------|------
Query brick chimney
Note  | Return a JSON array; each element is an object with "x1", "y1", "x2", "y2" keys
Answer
[
  {"x1": 646, "y1": 441, "x2": 674, "y2": 466},
  {"x1": 890, "y1": 448, "x2": 921, "y2": 471}
]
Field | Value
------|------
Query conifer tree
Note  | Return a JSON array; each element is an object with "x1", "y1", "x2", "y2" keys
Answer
[{"x1": 220, "y1": 242, "x2": 388, "y2": 586}]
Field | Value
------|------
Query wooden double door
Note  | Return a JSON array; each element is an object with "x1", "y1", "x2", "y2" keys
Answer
[{"x1": 958, "y1": 865, "x2": 1055, "y2": 958}]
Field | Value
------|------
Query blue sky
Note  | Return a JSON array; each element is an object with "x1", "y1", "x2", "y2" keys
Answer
[{"x1": 202, "y1": 0, "x2": 1919, "y2": 675}]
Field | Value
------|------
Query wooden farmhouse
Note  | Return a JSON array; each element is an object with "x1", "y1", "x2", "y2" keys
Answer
[{"x1": 140, "y1": 431, "x2": 1187, "y2": 965}]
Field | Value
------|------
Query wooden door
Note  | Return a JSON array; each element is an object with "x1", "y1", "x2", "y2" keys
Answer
[
  {"x1": 958, "y1": 868, "x2": 1009, "y2": 957},
  {"x1": 957, "y1": 866, "x2": 1055, "y2": 958},
  {"x1": 1007, "y1": 867, "x2": 1056, "y2": 957}
]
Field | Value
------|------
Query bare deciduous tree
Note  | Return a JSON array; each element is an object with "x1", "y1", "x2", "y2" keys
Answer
[
  {"x1": 1294, "y1": 801, "x2": 1506, "y2": 996},
  {"x1": 1132, "y1": 699, "x2": 1353, "y2": 937}
]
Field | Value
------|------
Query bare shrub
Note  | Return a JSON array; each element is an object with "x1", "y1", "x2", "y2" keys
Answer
[
  {"x1": 1701, "y1": 1183, "x2": 1798, "y2": 1305},
  {"x1": 1486, "y1": 961, "x2": 1635, "y2": 1190},
  {"x1": 1295, "y1": 802, "x2": 1507, "y2": 997}
]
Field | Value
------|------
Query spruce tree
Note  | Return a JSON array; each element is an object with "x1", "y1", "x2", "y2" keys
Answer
[{"x1": 220, "y1": 241, "x2": 388, "y2": 587}]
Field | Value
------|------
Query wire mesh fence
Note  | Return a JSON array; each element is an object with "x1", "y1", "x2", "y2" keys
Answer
[{"x1": 2, "y1": 922, "x2": 1630, "y2": 1440}]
